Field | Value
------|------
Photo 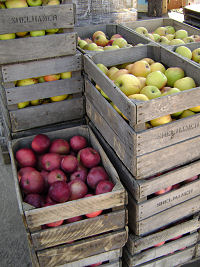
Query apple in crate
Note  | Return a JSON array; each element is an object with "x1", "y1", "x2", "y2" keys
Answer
[
  {"x1": 16, "y1": 148, "x2": 37, "y2": 167},
  {"x1": 67, "y1": 216, "x2": 83, "y2": 223},
  {"x1": 41, "y1": 153, "x2": 61, "y2": 171},
  {"x1": 47, "y1": 169, "x2": 67, "y2": 185},
  {"x1": 18, "y1": 167, "x2": 36, "y2": 182},
  {"x1": 24, "y1": 193, "x2": 44, "y2": 208},
  {"x1": 20, "y1": 169, "x2": 44, "y2": 194},
  {"x1": 79, "y1": 147, "x2": 101, "y2": 168},
  {"x1": 184, "y1": 175, "x2": 198, "y2": 184},
  {"x1": 90, "y1": 263, "x2": 102, "y2": 267},
  {"x1": 44, "y1": 203, "x2": 64, "y2": 228},
  {"x1": 70, "y1": 135, "x2": 87, "y2": 152},
  {"x1": 48, "y1": 181, "x2": 70, "y2": 203},
  {"x1": 87, "y1": 166, "x2": 109, "y2": 189},
  {"x1": 61, "y1": 155, "x2": 78, "y2": 173},
  {"x1": 31, "y1": 134, "x2": 50, "y2": 154},
  {"x1": 68, "y1": 179, "x2": 88, "y2": 200},
  {"x1": 70, "y1": 170, "x2": 87, "y2": 182},
  {"x1": 49, "y1": 139, "x2": 70, "y2": 155},
  {"x1": 95, "y1": 180, "x2": 114, "y2": 195},
  {"x1": 85, "y1": 194, "x2": 103, "y2": 218},
  {"x1": 154, "y1": 241, "x2": 165, "y2": 247}
]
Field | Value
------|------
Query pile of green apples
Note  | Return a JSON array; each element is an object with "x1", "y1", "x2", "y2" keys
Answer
[
  {"x1": 96, "y1": 58, "x2": 199, "y2": 128},
  {"x1": 14, "y1": 71, "x2": 72, "y2": 109},
  {"x1": 135, "y1": 25, "x2": 200, "y2": 45},
  {"x1": 175, "y1": 45, "x2": 200, "y2": 64},
  {"x1": 78, "y1": 30, "x2": 140, "y2": 52},
  {"x1": 0, "y1": 0, "x2": 61, "y2": 40}
]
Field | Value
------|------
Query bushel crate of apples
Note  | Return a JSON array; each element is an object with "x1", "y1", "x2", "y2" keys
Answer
[
  {"x1": 0, "y1": 52, "x2": 84, "y2": 133},
  {"x1": 9, "y1": 125, "x2": 128, "y2": 266},
  {"x1": 76, "y1": 24, "x2": 150, "y2": 53},
  {"x1": 120, "y1": 17, "x2": 200, "y2": 47},
  {"x1": 84, "y1": 45, "x2": 200, "y2": 179},
  {"x1": 0, "y1": 0, "x2": 76, "y2": 64}
]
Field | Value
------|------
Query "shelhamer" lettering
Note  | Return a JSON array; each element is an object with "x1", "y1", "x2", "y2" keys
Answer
[
  {"x1": 10, "y1": 15, "x2": 57, "y2": 24},
  {"x1": 157, "y1": 189, "x2": 193, "y2": 207}
]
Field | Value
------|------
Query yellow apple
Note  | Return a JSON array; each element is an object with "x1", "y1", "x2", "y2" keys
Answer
[
  {"x1": 180, "y1": 110, "x2": 195, "y2": 118},
  {"x1": 150, "y1": 115, "x2": 172, "y2": 127},
  {"x1": 114, "y1": 74, "x2": 141, "y2": 96},
  {"x1": 47, "y1": 0, "x2": 60, "y2": 5},
  {"x1": 46, "y1": 29, "x2": 59, "y2": 34},
  {"x1": 0, "y1": 33, "x2": 16, "y2": 40},
  {"x1": 137, "y1": 77, "x2": 146, "y2": 90},
  {"x1": 110, "y1": 69, "x2": 129, "y2": 81},
  {"x1": 95, "y1": 84, "x2": 101, "y2": 91},
  {"x1": 60, "y1": 72, "x2": 72, "y2": 79},
  {"x1": 6, "y1": 0, "x2": 28, "y2": 8},
  {"x1": 17, "y1": 78, "x2": 38, "y2": 87},
  {"x1": 78, "y1": 39, "x2": 88, "y2": 49},
  {"x1": 174, "y1": 77, "x2": 196, "y2": 91},
  {"x1": 141, "y1": 58, "x2": 155, "y2": 65},
  {"x1": 107, "y1": 67, "x2": 119, "y2": 79},
  {"x1": 97, "y1": 64, "x2": 108, "y2": 75},
  {"x1": 126, "y1": 64, "x2": 134, "y2": 72},
  {"x1": 18, "y1": 101, "x2": 30, "y2": 109},
  {"x1": 146, "y1": 71, "x2": 167, "y2": 89},
  {"x1": 129, "y1": 60, "x2": 151, "y2": 78},
  {"x1": 150, "y1": 62, "x2": 166, "y2": 73},
  {"x1": 128, "y1": 94, "x2": 149, "y2": 101},
  {"x1": 50, "y1": 95, "x2": 68, "y2": 102},
  {"x1": 189, "y1": 106, "x2": 200, "y2": 112},
  {"x1": 31, "y1": 99, "x2": 42, "y2": 106},
  {"x1": 112, "y1": 38, "x2": 128, "y2": 48},
  {"x1": 111, "y1": 103, "x2": 128, "y2": 120},
  {"x1": 100, "y1": 90, "x2": 110, "y2": 101},
  {"x1": 16, "y1": 32, "x2": 28, "y2": 37},
  {"x1": 92, "y1": 31, "x2": 106, "y2": 41}
]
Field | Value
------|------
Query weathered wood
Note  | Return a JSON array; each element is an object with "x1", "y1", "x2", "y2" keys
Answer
[
  {"x1": 196, "y1": 242, "x2": 200, "y2": 257},
  {"x1": 37, "y1": 229, "x2": 127, "y2": 267},
  {"x1": 0, "y1": 4, "x2": 74, "y2": 34}
]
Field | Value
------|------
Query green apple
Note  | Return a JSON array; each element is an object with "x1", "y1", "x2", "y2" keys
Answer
[
  {"x1": 165, "y1": 34, "x2": 175, "y2": 41},
  {"x1": 100, "y1": 90, "x2": 111, "y2": 101},
  {"x1": 140, "y1": 86, "x2": 161, "y2": 99},
  {"x1": 135, "y1": 43, "x2": 144, "y2": 47},
  {"x1": 192, "y1": 48, "x2": 200, "y2": 63},
  {"x1": 0, "y1": 33, "x2": 16, "y2": 40},
  {"x1": 30, "y1": 30, "x2": 45, "y2": 37},
  {"x1": 18, "y1": 101, "x2": 30, "y2": 109},
  {"x1": 135, "y1": 27, "x2": 148, "y2": 35},
  {"x1": 78, "y1": 39, "x2": 88, "y2": 49},
  {"x1": 83, "y1": 43, "x2": 98, "y2": 51},
  {"x1": 159, "y1": 36, "x2": 170, "y2": 45},
  {"x1": 27, "y1": 0, "x2": 42, "y2": 6},
  {"x1": 165, "y1": 26, "x2": 176, "y2": 34},
  {"x1": 112, "y1": 38, "x2": 128, "y2": 48},
  {"x1": 171, "y1": 110, "x2": 184, "y2": 117},
  {"x1": 174, "y1": 77, "x2": 196, "y2": 91},
  {"x1": 144, "y1": 33, "x2": 155, "y2": 41},
  {"x1": 107, "y1": 67, "x2": 119, "y2": 79},
  {"x1": 31, "y1": 99, "x2": 42, "y2": 106},
  {"x1": 46, "y1": 29, "x2": 59, "y2": 34},
  {"x1": 165, "y1": 67, "x2": 185, "y2": 87},
  {"x1": 180, "y1": 109, "x2": 195, "y2": 118},
  {"x1": 0, "y1": 2, "x2": 6, "y2": 8},
  {"x1": 169, "y1": 39, "x2": 185, "y2": 45},
  {"x1": 97, "y1": 64, "x2": 108, "y2": 75},
  {"x1": 152, "y1": 34, "x2": 161, "y2": 42},
  {"x1": 103, "y1": 45, "x2": 120, "y2": 51},
  {"x1": 38, "y1": 77, "x2": 45, "y2": 83},
  {"x1": 175, "y1": 30, "x2": 188, "y2": 40},
  {"x1": 161, "y1": 87, "x2": 181, "y2": 96},
  {"x1": 175, "y1": 46, "x2": 192, "y2": 59},
  {"x1": 17, "y1": 78, "x2": 38, "y2": 87},
  {"x1": 150, "y1": 62, "x2": 166, "y2": 73},
  {"x1": 60, "y1": 72, "x2": 72, "y2": 79},
  {"x1": 5, "y1": 0, "x2": 28, "y2": 8},
  {"x1": 154, "y1": 27, "x2": 167, "y2": 36},
  {"x1": 129, "y1": 60, "x2": 151, "y2": 78},
  {"x1": 183, "y1": 37, "x2": 195, "y2": 43},
  {"x1": 146, "y1": 71, "x2": 167, "y2": 89},
  {"x1": 114, "y1": 74, "x2": 141, "y2": 96}
]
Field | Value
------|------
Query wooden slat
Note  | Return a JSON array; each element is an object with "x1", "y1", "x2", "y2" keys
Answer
[
  {"x1": 37, "y1": 229, "x2": 127, "y2": 267},
  {"x1": 1, "y1": 53, "x2": 82, "y2": 82},
  {"x1": 31, "y1": 210, "x2": 126, "y2": 250},
  {"x1": 0, "y1": 4, "x2": 74, "y2": 34}
]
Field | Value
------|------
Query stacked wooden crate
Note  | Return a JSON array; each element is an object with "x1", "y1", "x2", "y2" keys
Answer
[
  {"x1": 184, "y1": 4, "x2": 200, "y2": 28},
  {"x1": 83, "y1": 45, "x2": 200, "y2": 266}
]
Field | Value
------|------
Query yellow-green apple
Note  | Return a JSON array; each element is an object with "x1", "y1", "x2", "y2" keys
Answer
[
  {"x1": 83, "y1": 43, "x2": 98, "y2": 51},
  {"x1": 30, "y1": 30, "x2": 45, "y2": 37},
  {"x1": 161, "y1": 87, "x2": 181, "y2": 96},
  {"x1": 150, "y1": 115, "x2": 172, "y2": 127},
  {"x1": 192, "y1": 48, "x2": 200, "y2": 63},
  {"x1": 140, "y1": 85, "x2": 161, "y2": 99},
  {"x1": 189, "y1": 106, "x2": 200, "y2": 112},
  {"x1": 137, "y1": 77, "x2": 146, "y2": 89},
  {"x1": 128, "y1": 94, "x2": 149, "y2": 101},
  {"x1": 78, "y1": 39, "x2": 87, "y2": 49},
  {"x1": 135, "y1": 43, "x2": 144, "y2": 46},
  {"x1": 190, "y1": 35, "x2": 200, "y2": 41},
  {"x1": 111, "y1": 103, "x2": 128, "y2": 120},
  {"x1": 38, "y1": 77, "x2": 45, "y2": 83},
  {"x1": 165, "y1": 34, "x2": 175, "y2": 41},
  {"x1": 107, "y1": 67, "x2": 119, "y2": 79},
  {"x1": 175, "y1": 30, "x2": 188, "y2": 39},
  {"x1": 165, "y1": 67, "x2": 185, "y2": 87},
  {"x1": 0, "y1": 2, "x2": 6, "y2": 8},
  {"x1": 0, "y1": 33, "x2": 16, "y2": 40},
  {"x1": 129, "y1": 60, "x2": 151, "y2": 78},
  {"x1": 141, "y1": 58, "x2": 155, "y2": 65},
  {"x1": 159, "y1": 36, "x2": 170, "y2": 45},
  {"x1": 44, "y1": 74, "x2": 60, "y2": 82},
  {"x1": 112, "y1": 38, "x2": 128, "y2": 48},
  {"x1": 110, "y1": 34, "x2": 122, "y2": 40},
  {"x1": 160, "y1": 86, "x2": 171, "y2": 93},
  {"x1": 60, "y1": 72, "x2": 72, "y2": 79},
  {"x1": 169, "y1": 39, "x2": 185, "y2": 45},
  {"x1": 183, "y1": 37, "x2": 195, "y2": 43},
  {"x1": 110, "y1": 69, "x2": 129, "y2": 81},
  {"x1": 27, "y1": 0, "x2": 42, "y2": 6},
  {"x1": 92, "y1": 31, "x2": 106, "y2": 41},
  {"x1": 171, "y1": 110, "x2": 184, "y2": 117},
  {"x1": 150, "y1": 62, "x2": 166, "y2": 73},
  {"x1": 165, "y1": 26, "x2": 175, "y2": 34},
  {"x1": 146, "y1": 71, "x2": 167, "y2": 89},
  {"x1": 174, "y1": 77, "x2": 196, "y2": 91},
  {"x1": 103, "y1": 45, "x2": 120, "y2": 50},
  {"x1": 97, "y1": 63, "x2": 108, "y2": 75},
  {"x1": 46, "y1": 29, "x2": 59, "y2": 34},
  {"x1": 5, "y1": 0, "x2": 28, "y2": 8},
  {"x1": 175, "y1": 46, "x2": 192, "y2": 59},
  {"x1": 135, "y1": 27, "x2": 148, "y2": 35},
  {"x1": 94, "y1": 35, "x2": 109, "y2": 47},
  {"x1": 47, "y1": 0, "x2": 60, "y2": 5},
  {"x1": 17, "y1": 78, "x2": 38, "y2": 87},
  {"x1": 16, "y1": 32, "x2": 28, "y2": 37},
  {"x1": 51, "y1": 95, "x2": 68, "y2": 102},
  {"x1": 154, "y1": 27, "x2": 167, "y2": 36},
  {"x1": 125, "y1": 63, "x2": 134, "y2": 72},
  {"x1": 144, "y1": 33, "x2": 155, "y2": 41},
  {"x1": 100, "y1": 90, "x2": 110, "y2": 101},
  {"x1": 152, "y1": 33, "x2": 160, "y2": 42},
  {"x1": 18, "y1": 101, "x2": 30, "y2": 109},
  {"x1": 95, "y1": 84, "x2": 101, "y2": 91},
  {"x1": 180, "y1": 109, "x2": 195, "y2": 118},
  {"x1": 31, "y1": 99, "x2": 42, "y2": 105},
  {"x1": 114, "y1": 74, "x2": 141, "y2": 96},
  {"x1": 84, "y1": 38, "x2": 93, "y2": 44}
]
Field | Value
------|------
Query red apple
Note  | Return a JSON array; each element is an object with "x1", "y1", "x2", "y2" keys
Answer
[
  {"x1": 169, "y1": 235, "x2": 182, "y2": 241},
  {"x1": 44, "y1": 74, "x2": 60, "y2": 82},
  {"x1": 18, "y1": 167, "x2": 36, "y2": 182},
  {"x1": 31, "y1": 134, "x2": 50, "y2": 154},
  {"x1": 61, "y1": 155, "x2": 78, "y2": 173},
  {"x1": 68, "y1": 179, "x2": 88, "y2": 200},
  {"x1": 154, "y1": 241, "x2": 165, "y2": 247},
  {"x1": 49, "y1": 139, "x2": 70, "y2": 155},
  {"x1": 66, "y1": 216, "x2": 83, "y2": 223},
  {"x1": 154, "y1": 186, "x2": 172, "y2": 196},
  {"x1": 41, "y1": 170, "x2": 49, "y2": 192},
  {"x1": 44, "y1": 203, "x2": 64, "y2": 227},
  {"x1": 80, "y1": 147, "x2": 101, "y2": 168},
  {"x1": 110, "y1": 34, "x2": 122, "y2": 40},
  {"x1": 70, "y1": 135, "x2": 87, "y2": 152},
  {"x1": 20, "y1": 169, "x2": 44, "y2": 194},
  {"x1": 84, "y1": 194, "x2": 103, "y2": 218},
  {"x1": 24, "y1": 193, "x2": 44, "y2": 208},
  {"x1": 184, "y1": 175, "x2": 198, "y2": 184},
  {"x1": 45, "y1": 194, "x2": 57, "y2": 205},
  {"x1": 95, "y1": 180, "x2": 114, "y2": 195},
  {"x1": 16, "y1": 148, "x2": 36, "y2": 167},
  {"x1": 90, "y1": 263, "x2": 102, "y2": 267},
  {"x1": 37, "y1": 154, "x2": 44, "y2": 171},
  {"x1": 172, "y1": 183, "x2": 181, "y2": 190},
  {"x1": 47, "y1": 169, "x2": 67, "y2": 185},
  {"x1": 48, "y1": 181, "x2": 70, "y2": 203},
  {"x1": 41, "y1": 153, "x2": 61, "y2": 171},
  {"x1": 87, "y1": 166, "x2": 109, "y2": 189},
  {"x1": 70, "y1": 169, "x2": 87, "y2": 182},
  {"x1": 107, "y1": 40, "x2": 114, "y2": 46}
]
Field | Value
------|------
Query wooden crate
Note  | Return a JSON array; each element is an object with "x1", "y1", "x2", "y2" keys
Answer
[
  {"x1": 184, "y1": 4, "x2": 200, "y2": 28},
  {"x1": 0, "y1": 53, "x2": 85, "y2": 134},
  {"x1": 120, "y1": 17, "x2": 200, "y2": 46},
  {"x1": 8, "y1": 125, "x2": 128, "y2": 265},
  {"x1": 84, "y1": 45, "x2": 200, "y2": 178},
  {"x1": 0, "y1": 0, "x2": 76, "y2": 63},
  {"x1": 76, "y1": 24, "x2": 150, "y2": 54}
]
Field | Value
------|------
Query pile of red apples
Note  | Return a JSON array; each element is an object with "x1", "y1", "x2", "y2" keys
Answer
[{"x1": 16, "y1": 133, "x2": 114, "y2": 228}]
